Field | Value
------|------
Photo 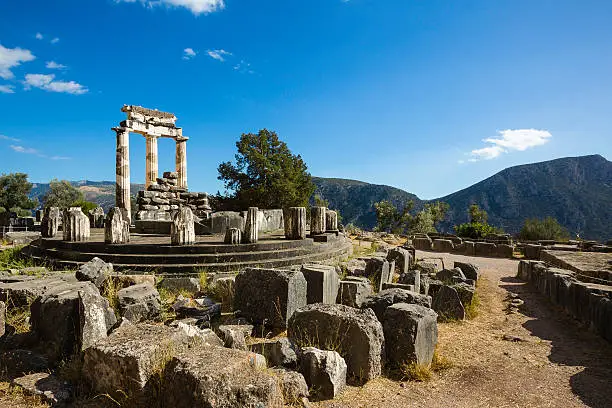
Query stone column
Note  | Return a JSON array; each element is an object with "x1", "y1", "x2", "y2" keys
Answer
[
  {"x1": 175, "y1": 137, "x2": 188, "y2": 189},
  {"x1": 243, "y1": 207, "x2": 259, "y2": 244},
  {"x1": 285, "y1": 207, "x2": 306, "y2": 240},
  {"x1": 114, "y1": 127, "x2": 131, "y2": 221},
  {"x1": 224, "y1": 227, "x2": 242, "y2": 245},
  {"x1": 325, "y1": 210, "x2": 338, "y2": 232},
  {"x1": 145, "y1": 135, "x2": 159, "y2": 190},
  {"x1": 105, "y1": 207, "x2": 130, "y2": 244},
  {"x1": 311, "y1": 207, "x2": 326, "y2": 235},
  {"x1": 62, "y1": 207, "x2": 90, "y2": 242},
  {"x1": 88, "y1": 207, "x2": 105, "y2": 229},
  {"x1": 41, "y1": 207, "x2": 61, "y2": 238},
  {"x1": 171, "y1": 207, "x2": 195, "y2": 245}
]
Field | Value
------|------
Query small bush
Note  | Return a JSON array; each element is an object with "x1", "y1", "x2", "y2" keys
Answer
[
  {"x1": 101, "y1": 278, "x2": 121, "y2": 317},
  {"x1": 400, "y1": 362, "x2": 432, "y2": 382},
  {"x1": 0, "y1": 246, "x2": 35, "y2": 270},
  {"x1": 465, "y1": 291, "x2": 480, "y2": 320},
  {"x1": 431, "y1": 348, "x2": 453, "y2": 371}
]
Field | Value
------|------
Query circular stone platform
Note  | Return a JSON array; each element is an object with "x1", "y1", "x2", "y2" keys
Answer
[{"x1": 24, "y1": 230, "x2": 353, "y2": 274}]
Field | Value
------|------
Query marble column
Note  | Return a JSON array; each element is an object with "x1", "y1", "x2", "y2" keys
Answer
[
  {"x1": 114, "y1": 127, "x2": 131, "y2": 221},
  {"x1": 175, "y1": 137, "x2": 188, "y2": 189},
  {"x1": 145, "y1": 135, "x2": 158, "y2": 190}
]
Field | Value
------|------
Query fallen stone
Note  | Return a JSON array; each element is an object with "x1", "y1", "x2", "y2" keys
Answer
[
  {"x1": 361, "y1": 288, "x2": 432, "y2": 321},
  {"x1": 436, "y1": 267, "x2": 466, "y2": 282},
  {"x1": 158, "y1": 276, "x2": 201, "y2": 294},
  {"x1": 453, "y1": 282, "x2": 475, "y2": 307},
  {"x1": 12, "y1": 372, "x2": 71, "y2": 406},
  {"x1": 432, "y1": 239, "x2": 454, "y2": 252},
  {"x1": 398, "y1": 270, "x2": 420, "y2": 292},
  {"x1": 300, "y1": 347, "x2": 346, "y2": 400},
  {"x1": 412, "y1": 237, "x2": 432, "y2": 251},
  {"x1": 301, "y1": 264, "x2": 339, "y2": 304},
  {"x1": 383, "y1": 303, "x2": 438, "y2": 368},
  {"x1": 217, "y1": 324, "x2": 249, "y2": 350},
  {"x1": 288, "y1": 303, "x2": 384, "y2": 382},
  {"x1": 224, "y1": 227, "x2": 242, "y2": 244},
  {"x1": 0, "y1": 350, "x2": 49, "y2": 378},
  {"x1": 161, "y1": 347, "x2": 283, "y2": 407},
  {"x1": 365, "y1": 257, "x2": 393, "y2": 291},
  {"x1": 75, "y1": 257, "x2": 113, "y2": 290},
  {"x1": 419, "y1": 275, "x2": 431, "y2": 295},
  {"x1": 475, "y1": 242, "x2": 497, "y2": 257},
  {"x1": 342, "y1": 258, "x2": 367, "y2": 276},
  {"x1": 453, "y1": 261, "x2": 480, "y2": 281},
  {"x1": 250, "y1": 337, "x2": 298, "y2": 368},
  {"x1": 171, "y1": 295, "x2": 221, "y2": 326},
  {"x1": 0, "y1": 274, "x2": 78, "y2": 307},
  {"x1": 431, "y1": 285, "x2": 465, "y2": 321},
  {"x1": 271, "y1": 367, "x2": 309, "y2": 405},
  {"x1": 337, "y1": 279, "x2": 373, "y2": 308},
  {"x1": 415, "y1": 261, "x2": 439, "y2": 275},
  {"x1": 118, "y1": 283, "x2": 161, "y2": 323},
  {"x1": 173, "y1": 322, "x2": 224, "y2": 347},
  {"x1": 387, "y1": 247, "x2": 413, "y2": 274},
  {"x1": 381, "y1": 282, "x2": 415, "y2": 291},
  {"x1": 209, "y1": 276, "x2": 235, "y2": 312},
  {"x1": 234, "y1": 268, "x2": 307, "y2": 329}
]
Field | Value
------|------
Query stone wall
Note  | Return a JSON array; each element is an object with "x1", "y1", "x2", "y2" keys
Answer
[
  {"x1": 135, "y1": 190, "x2": 211, "y2": 222},
  {"x1": 517, "y1": 260, "x2": 612, "y2": 343}
]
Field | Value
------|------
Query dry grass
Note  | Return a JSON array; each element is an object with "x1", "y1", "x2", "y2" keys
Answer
[
  {"x1": 0, "y1": 381, "x2": 49, "y2": 408},
  {"x1": 4, "y1": 292, "x2": 33, "y2": 334},
  {"x1": 400, "y1": 362, "x2": 432, "y2": 382},
  {"x1": 101, "y1": 278, "x2": 121, "y2": 317}
]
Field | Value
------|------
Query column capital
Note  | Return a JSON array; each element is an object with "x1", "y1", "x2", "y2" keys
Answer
[
  {"x1": 112, "y1": 126, "x2": 130, "y2": 133},
  {"x1": 175, "y1": 136, "x2": 189, "y2": 142}
]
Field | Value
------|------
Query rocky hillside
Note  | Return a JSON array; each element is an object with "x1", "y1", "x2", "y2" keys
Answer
[{"x1": 30, "y1": 181, "x2": 145, "y2": 211}]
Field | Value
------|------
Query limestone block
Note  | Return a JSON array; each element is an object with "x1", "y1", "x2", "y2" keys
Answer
[
  {"x1": 311, "y1": 206, "x2": 327, "y2": 235},
  {"x1": 299, "y1": 347, "x2": 346, "y2": 401},
  {"x1": 75, "y1": 257, "x2": 113, "y2": 289},
  {"x1": 243, "y1": 206, "x2": 259, "y2": 243},
  {"x1": 431, "y1": 285, "x2": 465, "y2": 320},
  {"x1": 365, "y1": 257, "x2": 393, "y2": 291},
  {"x1": 11, "y1": 373, "x2": 71, "y2": 406},
  {"x1": 118, "y1": 283, "x2": 161, "y2": 323},
  {"x1": 250, "y1": 337, "x2": 298, "y2": 368},
  {"x1": 173, "y1": 322, "x2": 224, "y2": 347},
  {"x1": 415, "y1": 261, "x2": 440, "y2": 275},
  {"x1": 383, "y1": 303, "x2": 438, "y2": 368},
  {"x1": 41, "y1": 207, "x2": 61, "y2": 238},
  {"x1": 224, "y1": 227, "x2": 242, "y2": 244},
  {"x1": 105, "y1": 207, "x2": 130, "y2": 244},
  {"x1": 382, "y1": 282, "x2": 415, "y2": 291},
  {"x1": 412, "y1": 236, "x2": 432, "y2": 251},
  {"x1": 453, "y1": 282, "x2": 475, "y2": 306},
  {"x1": 475, "y1": 242, "x2": 497, "y2": 257},
  {"x1": 284, "y1": 207, "x2": 306, "y2": 240},
  {"x1": 270, "y1": 367, "x2": 309, "y2": 405},
  {"x1": 217, "y1": 324, "x2": 249, "y2": 350},
  {"x1": 171, "y1": 207, "x2": 195, "y2": 245},
  {"x1": 325, "y1": 209, "x2": 338, "y2": 232},
  {"x1": 432, "y1": 239, "x2": 454, "y2": 252},
  {"x1": 158, "y1": 277, "x2": 201, "y2": 293},
  {"x1": 337, "y1": 279, "x2": 373, "y2": 308},
  {"x1": 300, "y1": 263, "x2": 339, "y2": 304},
  {"x1": 497, "y1": 244, "x2": 515, "y2": 258},
  {"x1": 289, "y1": 304, "x2": 384, "y2": 382},
  {"x1": 436, "y1": 267, "x2": 466, "y2": 282},
  {"x1": 62, "y1": 207, "x2": 90, "y2": 242},
  {"x1": 387, "y1": 247, "x2": 412, "y2": 274},
  {"x1": 234, "y1": 268, "x2": 307, "y2": 329},
  {"x1": 161, "y1": 347, "x2": 283, "y2": 407},
  {"x1": 361, "y1": 288, "x2": 432, "y2": 322},
  {"x1": 454, "y1": 261, "x2": 480, "y2": 280},
  {"x1": 464, "y1": 241, "x2": 476, "y2": 256},
  {"x1": 88, "y1": 207, "x2": 105, "y2": 228},
  {"x1": 523, "y1": 244, "x2": 542, "y2": 260},
  {"x1": 398, "y1": 270, "x2": 421, "y2": 292}
]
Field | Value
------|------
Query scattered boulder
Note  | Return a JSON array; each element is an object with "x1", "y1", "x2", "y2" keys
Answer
[
  {"x1": 337, "y1": 279, "x2": 373, "y2": 308},
  {"x1": 0, "y1": 350, "x2": 49, "y2": 378},
  {"x1": 171, "y1": 295, "x2": 221, "y2": 326},
  {"x1": 158, "y1": 276, "x2": 201, "y2": 294},
  {"x1": 415, "y1": 261, "x2": 439, "y2": 275},
  {"x1": 271, "y1": 367, "x2": 309, "y2": 405},
  {"x1": 0, "y1": 273, "x2": 79, "y2": 307},
  {"x1": 365, "y1": 257, "x2": 393, "y2": 291},
  {"x1": 398, "y1": 270, "x2": 420, "y2": 292},
  {"x1": 234, "y1": 268, "x2": 307, "y2": 329},
  {"x1": 453, "y1": 261, "x2": 479, "y2": 281},
  {"x1": 436, "y1": 267, "x2": 466, "y2": 282},
  {"x1": 173, "y1": 322, "x2": 224, "y2": 346},
  {"x1": 217, "y1": 324, "x2": 250, "y2": 350},
  {"x1": 431, "y1": 285, "x2": 465, "y2": 321},
  {"x1": 432, "y1": 239, "x2": 454, "y2": 252},
  {"x1": 288, "y1": 303, "x2": 384, "y2": 382},
  {"x1": 342, "y1": 259, "x2": 367, "y2": 276},
  {"x1": 383, "y1": 303, "x2": 438, "y2": 367},
  {"x1": 75, "y1": 257, "x2": 112, "y2": 290},
  {"x1": 209, "y1": 276, "x2": 235, "y2": 312},
  {"x1": 118, "y1": 283, "x2": 161, "y2": 323},
  {"x1": 300, "y1": 347, "x2": 347, "y2": 401},
  {"x1": 453, "y1": 282, "x2": 475, "y2": 307},
  {"x1": 161, "y1": 347, "x2": 283, "y2": 407},
  {"x1": 362, "y1": 288, "x2": 432, "y2": 321},
  {"x1": 250, "y1": 337, "x2": 298, "y2": 368},
  {"x1": 12, "y1": 372, "x2": 71, "y2": 406},
  {"x1": 301, "y1": 264, "x2": 339, "y2": 305},
  {"x1": 387, "y1": 247, "x2": 412, "y2": 274}
]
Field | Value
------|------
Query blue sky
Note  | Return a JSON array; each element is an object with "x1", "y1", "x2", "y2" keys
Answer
[{"x1": 1, "y1": 0, "x2": 611, "y2": 199}]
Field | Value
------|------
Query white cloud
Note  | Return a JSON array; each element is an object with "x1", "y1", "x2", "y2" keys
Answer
[
  {"x1": 35, "y1": 33, "x2": 44, "y2": 40},
  {"x1": 117, "y1": 0, "x2": 225, "y2": 15},
  {"x1": 207, "y1": 49, "x2": 231, "y2": 62},
  {"x1": 233, "y1": 59, "x2": 254, "y2": 74},
  {"x1": 0, "y1": 134, "x2": 21, "y2": 142},
  {"x1": 0, "y1": 44, "x2": 36, "y2": 79},
  {"x1": 183, "y1": 48, "x2": 196, "y2": 60},
  {"x1": 49, "y1": 155, "x2": 70, "y2": 160},
  {"x1": 0, "y1": 85, "x2": 15, "y2": 94},
  {"x1": 46, "y1": 61, "x2": 67, "y2": 69},
  {"x1": 10, "y1": 145, "x2": 39, "y2": 155},
  {"x1": 50, "y1": 37, "x2": 60, "y2": 44},
  {"x1": 467, "y1": 129, "x2": 552, "y2": 162},
  {"x1": 24, "y1": 73, "x2": 88, "y2": 95}
]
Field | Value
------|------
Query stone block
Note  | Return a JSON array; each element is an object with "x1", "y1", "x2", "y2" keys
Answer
[
  {"x1": 158, "y1": 276, "x2": 201, "y2": 294},
  {"x1": 217, "y1": 324, "x2": 249, "y2": 350},
  {"x1": 284, "y1": 207, "x2": 306, "y2": 240},
  {"x1": 234, "y1": 268, "x2": 307, "y2": 328},
  {"x1": 224, "y1": 227, "x2": 242, "y2": 244},
  {"x1": 325, "y1": 209, "x2": 338, "y2": 231},
  {"x1": 365, "y1": 257, "x2": 393, "y2": 291},
  {"x1": 412, "y1": 236, "x2": 432, "y2": 250},
  {"x1": 454, "y1": 261, "x2": 479, "y2": 281},
  {"x1": 382, "y1": 282, "x2": 415, "y2": 291},
  {"x1": 398, "y1": 270, "x2": 420, "y2": 292},
  {"x1": 0, "y1": 350, "x2": 49, "y2": 378},
  {"x1": 62, "y1": 207, "x2": 90, "y2": 242},
  {"x1": 171, "y1": 295, "x2": 221, "y2": 325},
  {"x1": 88, "y1": 206, "x2": 105, "y2": 228},
  {"x1": 453, "y1": 282, "x2": 475, "y2": 307},
  {"x1": 250, "y1": 337, "x2": 298, "y2": 368},
  {"x1": 475, "y1": 242, "x2": 497, "y2": 257},
  {"x1": 337, "y1": 279, "x2": 373, "y2": 308},
  {"x1": 497, "y1": 243, "x2": 514, "y2": 258},
  {"x1": 311, "y1": 206, "x2": 327, "y2": 235},
  {"x1": 432, "y1": 239, "x2": 454, "y2": 252},
  {"x1": 271, "y1": 367, "x2": 309, "y2": 405},
  {"x1": 431, "y1": 285, "x2": 465, "y2": 321},
  {"x1": 301, "y1": 263, "x2": 339, "y2": 304},
  {"x1": 415, "y1": 261, "x2": 440, "y2": 275},
  {"x1": 436, "y1": 267, "x2": 466, "y2": 282},
  {"x1": 387, "y1": 247, "x2": 413, "y2": 274},
  {"x1": 243, "y1": 206, "x2": 259, "y2": 243},
  {"x1": 300, "y1": 347, "x2": 346, "y2": 401},
  {"x1": 41, "y1": 207, "x2": 61, "y2": 238},
  {"x1": 523, "y1": 244, "x2": 542, "y2": 260},
  {"x1": 464, "y1": 241, "x2": 476, "y2": 256},
  {"x1": 288, "y1": 303, "x2": 385, "y2": 382},
  {"x1": 75, "y1": 257, "x2": 112, "y2": 289},
  {"x1": 104, "y1": 207, "x2": 130, "y2": 244},
  {"x1": 171, "y1": 207, "x2": 195, "y2": 245},
  {"x1": 361, "y1": 288, "x2": 431, "y2": 322},
  {"x1": 383, "y1": 303, "x2": 438, "y2": 367},
  {"x1": 118, "y1": 283, "x2": 161, "y2": 323},
  {"x1": 11, "y1": 373, "x2": 71, "y2": 406}
]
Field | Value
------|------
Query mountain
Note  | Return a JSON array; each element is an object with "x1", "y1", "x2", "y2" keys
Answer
[{"x1": 312, "y1": 177, "x2": 423, "y2": 229}]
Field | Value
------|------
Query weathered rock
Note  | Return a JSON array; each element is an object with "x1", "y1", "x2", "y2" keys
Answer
[
  {"x1": 12, "y1": 372, "x2": 71, "y2": 406},
  {"x1": 464, "y1": 241, "x2": 476, "y2": 256},
  {"x1": 337, "y1": 279, "x2": 373, "y2": 308},
  {"x1": 234, "y1": 268, "x2": 307, "y2": 329},
  {"x1": 436, "y1": 267, "x2": 466, "y2": 282},
  {"x1": 271, "y1": 367, "x2": 309, "y2": 404},
  {"x1": 0, "y1": 350, "x2": 49, "y2": 378},
  {"x1": 171, "y1": 295, "x2": 221, "y2": 326},
  {"x1": 398, "y1": 270, "x2": 421, "y2": 292},
  {"x1": 158, "y1": 276, "x2": 200, "y2": 294},
  {"x1": 362, "y1": 288, "x2": 432, "y2": 321},
  {"x1": 173, "y1": 322, "x2": 224, "y2": 346},
  {"x1": 288, "y1": 303, "x2": 384, "y2": 382},
  {"x1": 382, "y1": 282, "x2": 415, "y2": 291},
  {"x1": 453, "y1": 261, "x2": 479, "y2": 281},
  {"x1": 75, "y1": 257, "x2": 112, "y2": 289},
  {"x1": 523, "y1": 244, "x2": 542, "y2": 260},
  {"x1": 341, "y1": 258, "x2": 367, "y2": 276},
  {"x1": 118, "y1": 283, "x2": 161, "y2": 323},
  {"x1": 0, "y1": 274, "x2": 78, "y2": 307},
  {"x1": 365, "y1": 257, "x2": 393, "y2": 291},
  {"x1": 30, "y1": 281, "x2": 116, "y2": 362},
  {"x1": 161, "y1": 347, "x2": 283, "y2": 407},
  {"x1": 62, "y1": 207, "x2": 90, "y2": 242},
  {"x1": 419, "y1": 275, "x2": 431, "y2": 295},
  {"x1": 104, "y1": 207, "x2": 130, "y2": 244},
  {"x1": 41, "y1": 206, "x2": 61, "y2": 238},
  {"x1": 301, "y1": 264, "x2": 339, "y2": 304},
  {"x1": 325, "y1": 209, "x2": 338, "y2": 232},
  {"x1": 383, "y1": 303, "x2": 438, "y2": 367},
  {"x1": 453, "y1": 282, "x2": 475, "y2": 307},
  {"x1": 224, "y1": 227, "x2": 242, "y2": 244},
  {"x1": 432, "y1": 239, "x2": 454, "y2": 252},
  {"x1": 250, "y1": 337, "x2": 298, "y2": 368},
  {"x1": 387, "y1": 247, "x2": 412, "y2": 274},
  {"x1": 497, "y1": 244, "x2": 515, "y2": 258},
  {"x1": 171, "y1": 207, "x2": 195, "y2": 245},
  {"x1": 217, "y1": 324, "x2": 249, "y2": 350},
  {"x1": 300, "y1": 347, "x2": 346, "y2": 400},
  {"x1": 243, "y1": 206, "x2": 259, "y2": 243},
  {"x1": 412, "y1": 236, "x2": 432, "y2": 250},
  {"x1": 285, "y1": 207, "x2": 306, "y2": 240},
  {"x1": 0, "y1": 300, "x2": 4, "y2": 338},
  {"x1": 475, "y1": 242, "x2": 497, "y2": 257},
  {"x1": 415, "y1": 261, "x2": 439, "y2": 275},
  {"x1": 431, "y1": 285, "x2": 466, "y2": 320},
  {"x1": 209, "y1": 276, "x2": 235, "y2": 311},
  {"x1": 311, "y1": 206, "x2": 327, "y2": 235},
  {"x1": 88, "y1": 206, "x2": 105, "y2": 228}
]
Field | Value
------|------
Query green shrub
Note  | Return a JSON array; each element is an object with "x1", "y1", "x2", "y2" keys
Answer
[{"x1": 518, "y1": 217, "x2": 569, "y2": 241}]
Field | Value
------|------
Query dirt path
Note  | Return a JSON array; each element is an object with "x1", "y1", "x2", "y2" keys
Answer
[{"x1": 314, "y1": 250, "x2": 612, "y2": 408}]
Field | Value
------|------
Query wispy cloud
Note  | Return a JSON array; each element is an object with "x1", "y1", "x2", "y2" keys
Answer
[
  {"x1": 233, "y1": 60, "x2": 254, "y2": 74},
  {"x1": 24, "y1": 73, "x2": 88, "y2": 95},
  {"x1": 8, "y1": 143, "x2": 70, "y2": 160},
  {"x1": 35, "y1": 33, "x2": 44, "y2": 40},
  {"x1": 50, "y1": 37, "x2": 60, "y2": 44},
  {"x1": 46, "y1": 61, "x2": 67, "y2": 69},
  {"x1": 0, "y1": 44, "x2": 36, "y2": 79},
  {"x1": 116, "y1": 0, "x2": 225, "y2": 15},
  {"x1": 0, "y1": 85, "x2": 15, "y2": 94},
  {"x1": 207, "y1": 49, "x2": 231, "y2": 62},
  {"x1": 464, "y1": 129, "x2": 552, "y2": 162},
  {"x1": 0, "y1": 134, "x2": 21, "y2": 142},
  {"x1": 183, "y1": 48, "x2": 196, "y2": 60}
]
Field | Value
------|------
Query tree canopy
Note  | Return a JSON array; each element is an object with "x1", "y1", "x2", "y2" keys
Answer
[
  {"x1": 217, "y1": 129, "x2": 315, "y2": 210},
  {"x1": 374, "y1": 200, "x2": 449, "y2": 234},
  {"x1": 455, "y1": 203, "x2": 502, "y2": 239},
  {"x1": 519, "y1": 217, "x2": 569, "y2": 241},
  {"x1": 0, "y1": 173, "x2": 37, "y2": 214}
]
